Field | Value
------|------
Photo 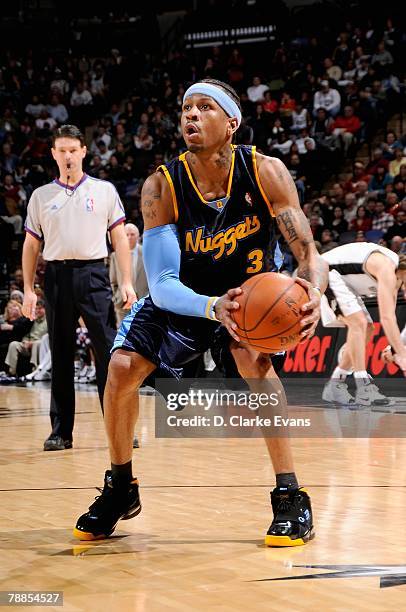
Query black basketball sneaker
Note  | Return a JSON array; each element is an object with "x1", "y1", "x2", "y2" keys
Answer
[
  {"x1": 265, "y1": 487, "x2": 315, "y2": 547},
  {"x1": 73, "y1": 471, "x2": 142, "y2": 540}
]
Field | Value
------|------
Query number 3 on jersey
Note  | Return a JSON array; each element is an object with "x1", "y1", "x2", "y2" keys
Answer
[{"x1": 246, "y1": 248, "x2": 264, "y2": 273}]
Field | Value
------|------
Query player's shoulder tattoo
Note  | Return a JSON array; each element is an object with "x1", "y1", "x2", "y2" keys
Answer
[{"x1": 141, "y1": 176, "x2": 161, "y2": 222}]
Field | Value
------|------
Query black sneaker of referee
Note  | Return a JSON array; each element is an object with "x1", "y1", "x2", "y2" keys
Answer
[{"x1": 73, "y1": 471, "x2": 141, "y2": 540}]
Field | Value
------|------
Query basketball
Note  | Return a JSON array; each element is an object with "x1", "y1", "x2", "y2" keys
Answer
[{"x1": 231, "y1": 272, "x2": 308, "y2": 352}]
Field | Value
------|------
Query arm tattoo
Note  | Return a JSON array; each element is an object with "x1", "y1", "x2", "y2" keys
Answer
[
  {"x1": 297, "y1": 264, "x2": 311, "y2": 282},
  {"x1": 142, "y1": 200, "x2": 157, "y2": 220},
  {"x1": 285, "y1": 169, "x2": 297, "y2": 194},
  {"x1": 297, "y1": 257, "x2": 329, "y2": 291},
  {"x1": 273, "y1": 160, "x2": 297, "y2": 194},
  {"x1": 276, "y1": 209, "x2": 312, "y2": 246},
  {"x1": 141, "y1": 189, "x2": 160, "y2": 221},
  {"x1": 276, "y1": 210, "x2": 299, "y2": 243},
  {"x1": 276, "y1": 208, "x2": 328, "y2": 291}
]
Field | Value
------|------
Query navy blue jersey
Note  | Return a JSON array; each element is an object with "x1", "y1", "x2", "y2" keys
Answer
[{"x1": 158, "y1": 145, "x2": 278, "y2": 297}]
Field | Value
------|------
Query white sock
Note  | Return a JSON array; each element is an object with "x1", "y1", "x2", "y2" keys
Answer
[
  {"x1": 354, "y1": 370, "x2": 369, "y2": 386},
  {"x1": 354, "y1": 370, "x2": 368, "y2": 378},
  {"x1": 331, "y1": 366, "x2": 352, "y2": 381}
]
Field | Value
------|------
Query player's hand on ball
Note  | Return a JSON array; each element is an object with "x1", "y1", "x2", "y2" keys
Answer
[
  {"x1": 294, "y1": 277, "x2": 321, "y2": 340},
  {"x1": 214, "y1": 287, "x2": 242, "y2": 342}
]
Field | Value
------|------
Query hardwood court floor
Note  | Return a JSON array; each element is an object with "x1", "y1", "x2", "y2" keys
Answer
[{"x1": 1, "y1": 384, "x2": 406, "y2": 611}]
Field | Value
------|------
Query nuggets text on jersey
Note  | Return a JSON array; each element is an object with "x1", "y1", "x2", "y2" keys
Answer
[{"x1": 184, "y1": 214, "x2": 261, "y2": 260}]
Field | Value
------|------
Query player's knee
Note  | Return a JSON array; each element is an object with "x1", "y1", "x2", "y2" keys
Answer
[
  {"x1": 107, "y1": 350, "x2": 151, "y2": 391},
  {"x1": 230, "y1": 342, "x2": 272, "y2": 378},
  {"x1": 346, "y1": 311, "x2": 368, "y2": 332}
]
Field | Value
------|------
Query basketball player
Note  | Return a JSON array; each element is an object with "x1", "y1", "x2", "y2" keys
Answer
[
  {"x1": 321, "y1": 244, "x2": 406, "y2": 405},
  {"x1": 74, "y1": 80, "x2": 328, "y2": 546}
]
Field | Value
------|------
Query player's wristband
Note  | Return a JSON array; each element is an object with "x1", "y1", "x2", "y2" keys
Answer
[
  {"x1": 312, "y1": 286, "x2": 322, "y2": 296},
  {"x1": 206, "y1": 296, "x2": 220, "y2": 322}
]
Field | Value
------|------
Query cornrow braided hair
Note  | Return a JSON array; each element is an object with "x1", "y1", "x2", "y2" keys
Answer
[{"x1": 200, "y1": 78, "x2": 242, "y2": 112}]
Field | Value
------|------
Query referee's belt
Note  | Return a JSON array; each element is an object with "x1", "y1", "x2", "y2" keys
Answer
[{"x1": 48, "y1": 258, "x2": 105, "y2": 267}]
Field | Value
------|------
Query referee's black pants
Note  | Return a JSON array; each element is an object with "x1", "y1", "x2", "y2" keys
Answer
[{"x1": 44, "y1": 260, "x2": 116, "y2": 440}]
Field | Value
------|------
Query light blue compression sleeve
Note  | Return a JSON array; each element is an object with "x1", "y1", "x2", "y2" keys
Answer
[{"x1": 143, "y1": 224, "x2": 217, "y2": 319}]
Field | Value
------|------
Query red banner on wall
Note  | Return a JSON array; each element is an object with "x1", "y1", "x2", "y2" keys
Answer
[
  {"x1": 284, "y1": 334, "x2": 334, "y2": 374},
  {"x1": 282, "y1": 301, "x2": 405, "y2": 378}
]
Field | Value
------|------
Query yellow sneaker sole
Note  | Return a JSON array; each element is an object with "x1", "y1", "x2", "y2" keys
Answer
[
  {"x1": 265, "y1": 530, "x2": 315, "y2": 547},
  {"x1": 73, "y1": 528, "x2": 109, "y2": 541}
]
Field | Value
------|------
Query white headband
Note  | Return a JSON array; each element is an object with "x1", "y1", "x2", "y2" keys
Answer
[{"x1": 183, "y1": 83, "x2": 241, "y2": 127}]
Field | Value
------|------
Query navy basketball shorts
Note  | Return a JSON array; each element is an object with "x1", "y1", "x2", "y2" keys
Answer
[{"x1": 112, "y1": 295, "x2": 286, "y2": 382}]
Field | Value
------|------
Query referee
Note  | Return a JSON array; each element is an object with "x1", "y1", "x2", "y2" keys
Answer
[{"x1": 22, "y1": 125, "x2": 137, "y2": 451}]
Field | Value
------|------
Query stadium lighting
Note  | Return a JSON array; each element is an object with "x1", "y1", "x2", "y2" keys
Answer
[{"x1": 185, "y1": 25, "x2": 276, "y2": 48}]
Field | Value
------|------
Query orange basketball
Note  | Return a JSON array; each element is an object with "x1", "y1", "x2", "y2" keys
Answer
[{"x1": 231, "y1": 272, "x2": 308, "y2": 353}]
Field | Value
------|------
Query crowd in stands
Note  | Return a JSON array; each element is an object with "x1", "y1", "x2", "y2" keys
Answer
[{"x1": 1, "y1": 5, "x2": 405, "y2": 377}]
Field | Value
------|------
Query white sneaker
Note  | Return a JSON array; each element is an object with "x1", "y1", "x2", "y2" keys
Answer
[
  {"x1": 77, "y1": 365, "x2": 89, "y2": 383},
  {"x1": 322, "y1": 380, "x2": 355, "y2": 405},
  {"x1": 85, "y1": 365, "x2": 96, "y2": 383},
  {"x1": 74, "y1": 360, "x2": 82, "y2": 376},
  {"x1": 355, "y1": 380, "x2": 391, "y2": 406},
  {"x1": 33, "y1": 369, "x2": 51, "y2": 381}
]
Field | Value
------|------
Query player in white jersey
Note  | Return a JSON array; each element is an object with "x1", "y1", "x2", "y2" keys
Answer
[{"x1": 320, "y1": 243, "x2": 406, "y2": 405}]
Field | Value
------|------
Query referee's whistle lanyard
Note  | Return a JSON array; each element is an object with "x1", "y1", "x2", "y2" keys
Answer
[{"x1": 55, "y1": 173, "x2": 85, "y2": 207}]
